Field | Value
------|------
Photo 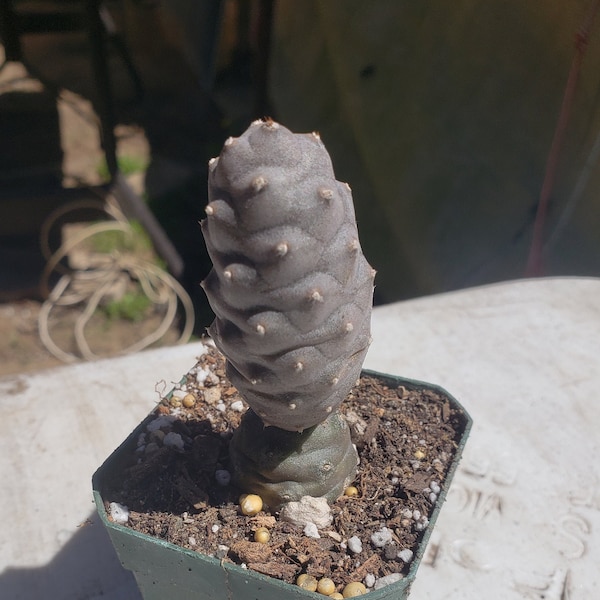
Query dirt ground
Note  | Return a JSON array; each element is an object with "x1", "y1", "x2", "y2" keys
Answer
[
  {"x1": 0, "y1": 300, "x2": 62, "y2": 376},
  {"x1": 0, "y1": 54, "x2": 186, "y2": 378},
  {"x1": 0, "y1": 298, "x2": 185, "y2": 377},
  {"x1": 0, "y1": 0, "x2": 260, "y2": 378}
]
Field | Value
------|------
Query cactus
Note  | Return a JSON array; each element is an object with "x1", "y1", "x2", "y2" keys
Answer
[{"x1": 201, "y1": 119, "x2": 374, "y2": 507}]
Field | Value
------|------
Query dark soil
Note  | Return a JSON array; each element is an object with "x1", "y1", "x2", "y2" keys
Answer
[{"x1": 101, "y1": 343, "x2": 466, "y2": 592}]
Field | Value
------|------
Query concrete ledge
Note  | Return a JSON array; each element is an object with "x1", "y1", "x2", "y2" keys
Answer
[{"x1": 1, "y1": 277, "x2": 599, "y2": 598}]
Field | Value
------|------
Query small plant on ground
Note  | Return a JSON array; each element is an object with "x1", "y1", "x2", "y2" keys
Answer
[
  {"x1": 97, "y1": 154, "x2": 148, "y2": 180},
  {"x1": 90, "y1": 219, "x2": 153, "y2": 257},
  {"x1": 102, "y1": 290, "x2": 152, "y2": 322}
]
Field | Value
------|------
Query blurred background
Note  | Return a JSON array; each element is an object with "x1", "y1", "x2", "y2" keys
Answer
[{"x1": 1, "y1": 0, "x2": 599, "y2": 374}]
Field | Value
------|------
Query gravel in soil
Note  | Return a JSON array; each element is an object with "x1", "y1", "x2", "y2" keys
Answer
[{"x1": 102, "y1": 342, "x2": 465, "y2": 592}]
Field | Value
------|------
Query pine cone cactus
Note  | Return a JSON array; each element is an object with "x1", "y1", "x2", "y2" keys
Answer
[{"x1": 201, "y1": 119, "x2": 374, "y2": 506}]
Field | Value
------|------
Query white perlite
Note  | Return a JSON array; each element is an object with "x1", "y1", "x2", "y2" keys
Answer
[
  {"x1": 303, "y1": 522, "x2": 320, "y2": 538},
  {"x1": 364, "y1": 573, "x2": 376, "y2": 588},
  {"x1": 109, "y1": 502, "x2": 129, "y2": 524},
  {"x1": 370, "y1": 526, "x2": 393, "y2": 548},
  {"x1": 279, "y1": 496, "x2": 333, "y2": 529},
  {"x1": 215, "y1": 469, "x2": 231, "y2": 486},
  {"x1": 374, "y1": 573, "x2": 404, "y2": 589},
  {"x1": 163, "y1": 432, "x2": 184, "y2": 451},
  {"x1": 146, "y1": 414, "x2": 176, "y2": 432},
  {"x1": 398, "y1": 548, "x2": 414, "y2": 563},
  {"x1": 194, "y1": 367, "x2": 211, "y2": 385},
  {"x1": 347, "y1": 536, "x2": 363, "y2": 554}
]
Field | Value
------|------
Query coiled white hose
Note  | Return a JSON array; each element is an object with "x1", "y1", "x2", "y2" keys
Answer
[{"x1": 38, "y1": 196, "x2": 194, "y2": 362}]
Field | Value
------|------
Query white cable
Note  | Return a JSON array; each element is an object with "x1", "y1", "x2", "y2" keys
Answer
[{"x1": 38, "y1": 198, "x2": 195, "y2": 363}]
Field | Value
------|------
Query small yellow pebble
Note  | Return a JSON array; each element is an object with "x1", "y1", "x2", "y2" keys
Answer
[
  {"x1": 296, "y1": 574, "x2": 318, "y2": 591},
  {"x1": 329, "y1": 594, "x2": 344, "y2": 600},
  {"x1": 414, "y1": 449, "x2": 426, "y2": 460},
  {"x1": 344, "y1": 486, "x2": 359, "y2": 497},
  {"x1": 316, "y1": 577, "x2": 336, "y2": 595},
  {"x1": 182, "y1": 393, "x2": 196, "y2": 408},
  {"x1": 254, "y1": 527, "x2": 270, "y2": 543},
  {"x1": 239, "y1": 494, "x2": 263, "y2": 516},
  {"x1": 169, "y1": 396, "x2": 182, "y2": 408},
  {"x1": 342, "y1": 581, "x2": 367, "y2": 597}
]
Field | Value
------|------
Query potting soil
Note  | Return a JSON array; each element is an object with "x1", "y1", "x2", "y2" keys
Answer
[{"x1": 102, "y1": 343, "x2": 464, "y2": 591}]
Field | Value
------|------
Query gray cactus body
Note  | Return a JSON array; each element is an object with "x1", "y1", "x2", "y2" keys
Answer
[
  {"x1": 202, "y1": 120, "x2": 374, "y2": 433},
  {"x1": 201, "y1": 120, "x2": 373, "y2": 506}
]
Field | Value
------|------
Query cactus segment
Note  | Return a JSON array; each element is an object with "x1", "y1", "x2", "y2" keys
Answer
[
  {"x1": 202, "y1": 120, "x2": 373, "y2": 432},
  {"x1": 201, "y1": 120, "x2": 374, "y2": 504},
  {"x1": 229, "y1": 408, "x2": 358, "y2": 509}
]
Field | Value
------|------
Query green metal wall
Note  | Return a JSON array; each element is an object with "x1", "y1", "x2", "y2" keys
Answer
[{"x1": 269, "y1": 0, "x2": 600, "y2": 301}]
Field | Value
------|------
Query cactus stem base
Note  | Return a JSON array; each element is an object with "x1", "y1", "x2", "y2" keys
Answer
[{"x1": 228, "y1": 408, "x2": 359, "y2": 509}]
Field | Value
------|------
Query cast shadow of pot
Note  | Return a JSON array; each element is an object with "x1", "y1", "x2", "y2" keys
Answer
[{"x1": 0, "y1": 511, "x2": 141, "y2": 600}]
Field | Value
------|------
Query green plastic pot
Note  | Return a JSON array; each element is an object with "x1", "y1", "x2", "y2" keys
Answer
[{"x1": 93, "y1": 369, "x2": 472, "y2": 600}]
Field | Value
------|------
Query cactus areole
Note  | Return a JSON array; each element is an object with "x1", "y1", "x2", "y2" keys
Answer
[{"x1": 201, "y1": 119, "x2": 375, "y2": 507}]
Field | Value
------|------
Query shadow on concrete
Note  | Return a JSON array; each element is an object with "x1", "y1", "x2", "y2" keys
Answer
[{"x1": 0, "y1": 511, "x2": 141, "y2": 600}]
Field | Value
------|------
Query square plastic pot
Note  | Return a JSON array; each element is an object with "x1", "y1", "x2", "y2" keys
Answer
[{"x1": 93, "y1": 369, "x2": 472, "y2": 600}]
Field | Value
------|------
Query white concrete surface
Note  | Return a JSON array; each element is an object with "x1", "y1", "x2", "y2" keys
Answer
[
  {"x1": 0, "y1": 343, "x2": 203, "y2": 600},
  {"x1": 1, "y1": 277, "x2": 599, "y2": 599},
  {"x1": 366, "y1": 277, "x2": 600, "y2": 599}
]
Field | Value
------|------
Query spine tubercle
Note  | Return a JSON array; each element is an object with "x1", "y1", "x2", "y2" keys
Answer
[{"x1": 202, "y1": 119, "x2": 374, "y2": 432}]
